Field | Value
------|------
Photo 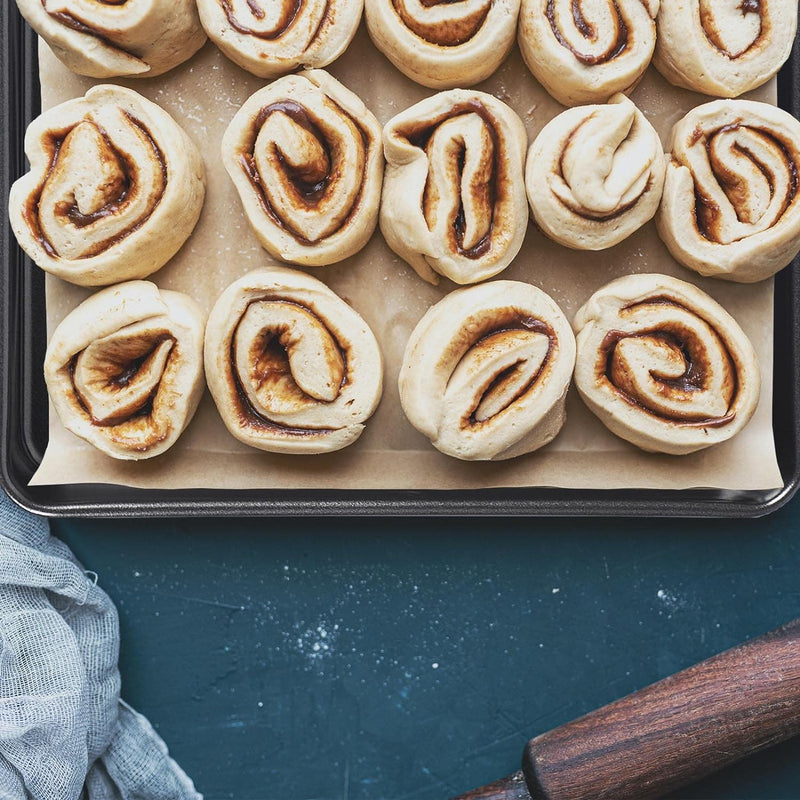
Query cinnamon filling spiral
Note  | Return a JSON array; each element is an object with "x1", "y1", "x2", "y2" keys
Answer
[
  {"x1": 223, "y1": 72, "x2": 383, "y2": 267},
  {"x1": 573, "y1": 274, "x2": 761, "y2": 454},
  {"x1": 654, "y1": 0, "x2": 795, "y2": 97},
  {"x1": 16, "y1": 0, "x2": 207, "y2": 78},
  {"x1": 699, "y1": 0, "x2": 767, "y2": 59},
  {"x1": 399, "y1": 281, "x2": 575, "y2": 461},
  {"x1": 657, "y1": 100, "x2": 800, "y2": 282},
  {"x1": 448, "y1": 312, "x2": 557, "y2": 429},
  {"x1": 204, "y1": 267, "x2": 383, "y2": 454},
  {"x1": 26, "y1": 114, "x2": 166, "y2": 261},
  {"x1": 46, "y1": 4, "x2": 129, "y2": 53},
  {"x1": 597, "y1": 299, "x2": 738, "y2": 427},
  {"x1": 44, "y1": 281, "x2": 205, "y2": 460},
  {"x1": 241, "y1": 101, "x2": 367, "y2": 246},
  {"x1": 381, "y1": 91, "x2": 527, "y2": 286},
  {"x1": 9, "y1": 85, "x2": 206, "y2": 287},
  {"x1": 197, "y1": 0, "x2": 361, "y2": 78},
  {"x1": 219, "y1": 0, "x2": 329, "y2": 41},
  {"x1": 413, "y1": 101, "x2": 501, "y2": 260},
  {"x1": 546, "y1": 0, "x2": 630, "y2": 65},
  {"x1": 365, "y1": 0, "x2": 520, "y2": 88},
  {"x1": 519, "y1": 0, "x2": 657, "y2": 105},
  {"x1": 229, "y1": 300, "x2": 347, "y2": 436},
  {"x1": 391, "y1": 0, "x2": 493, "y2": 46},
  {"x1": 691, "y1": 124, "x2": 798, "y2": 245},
  {"x1": 70, "y1": 331, "x2": 177, "y2": 443}
]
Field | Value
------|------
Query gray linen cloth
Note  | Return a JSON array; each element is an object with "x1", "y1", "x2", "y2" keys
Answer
[{"x1": 0, "y1": 490, "x2": 201, "y2": 800}]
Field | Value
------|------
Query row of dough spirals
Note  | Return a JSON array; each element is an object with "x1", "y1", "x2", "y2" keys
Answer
[
  {"x1": 40, "y1": 268, "x2": 761, "y2": 462},
  {"x1": 6, "y1": 71, "x2": 796, "y2": 463},
  {"x1": 11, "y1": 77, "x2": 800, "y2": 289},
  {"x1": 16, "y1": 0, "x2": 799, "y2": 103}
]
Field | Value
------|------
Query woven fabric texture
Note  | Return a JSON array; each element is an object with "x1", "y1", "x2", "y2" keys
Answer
[{"x1": 0, "y1": 490, "x2": 201, "y2": 800}]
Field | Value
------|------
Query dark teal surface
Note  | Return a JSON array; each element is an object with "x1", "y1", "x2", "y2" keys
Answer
[{"x1": 55, "y1": 506, "x2": 800, "y2": 800}]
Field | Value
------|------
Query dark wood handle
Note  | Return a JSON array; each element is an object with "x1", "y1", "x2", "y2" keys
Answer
[{"x1": 522, "y1": 618, "x2": 800, "y2": 800}]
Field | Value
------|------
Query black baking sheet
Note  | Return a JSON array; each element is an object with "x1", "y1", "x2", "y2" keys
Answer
[{"x1": 2, "y1": 9, "x2": 799, "y2": 518}]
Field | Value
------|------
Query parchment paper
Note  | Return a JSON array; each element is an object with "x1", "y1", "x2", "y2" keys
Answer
[{"x1": 30, "y1": 27, "x2": 784, "y2": 491}]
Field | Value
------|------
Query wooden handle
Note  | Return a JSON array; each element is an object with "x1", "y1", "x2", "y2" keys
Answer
[
  {"x1": 522, "y1": 618, "x2": 800, "y2": 800},
  {"x1": 453, "y1": 772, "x2": 532, "y2": 800}
]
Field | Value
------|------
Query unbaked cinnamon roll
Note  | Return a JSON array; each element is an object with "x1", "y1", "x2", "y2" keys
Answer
[
  {"x1": 222, "y1": 71, "x2": 383, "y2": 267},
  {"x1": 44, "y1": 281, "x2": 205, "y2": 460},
  {"x1": 9, "y1": 85, "x2": 205, "y2": 288},
  {"x1": 657, "y1": 100, "x2": 800, "y2": 283},
  {"x1": 15, "y1": 0, "x2": 206, "y2": 78},
  {"x1": 365, "y1": 0, "x2": 520, "y2": 88},
  {"x1": 573, "y1": 274, "x2": 760, "y2": 455},
  {"x1": 518, "y1": 0, "x2": 659, "y2": 106},
  {"x1": 399, "y1": 280, "x2": 575, "y2": 460},
  {"x1": 654, "y1": 0, "x2": 797, "y2": 98},
  {"x1": 526, "y1": 94, "x2": 666, "y2": 250},
  {"x1": 205, "y1": 267, "x2": 384, "y2": 454},
  {"x1": 196, "y1": 0, "x2": 362, "y2": 78},
  {"x1": 381, "y1": 90, "x2": 528, "y2": 286}
]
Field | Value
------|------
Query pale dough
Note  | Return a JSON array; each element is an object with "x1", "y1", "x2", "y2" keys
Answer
[
  {"x1": 654, "y1": 0, "x2": 798, "y2": 98},
  {"x1": 657, "y1": 99, "x2": 800, "y2": 283},
  {"x1": 399, "y1": 280, "x2": 576, "y2": 460},
  {"x1": 9, "y1": 84, "x2": 206, "y2": 287},
  {"x1": 204, "y1": 266, "x2": 384, "y2": 454},
  {"x1": 222, "y1": 70, "x2": 383, "y2": 268},
  {"x1": 44, "y1": 281, "x2": 206, "y2": 460},
  {"x1": 381, "y1": 89, "x2": 528, "y2": 285},
  {"x1": 15, "y1": 0, "x2": 206, "y2": 78},
  {"x1": 526, "y1": 93, "x2": 666, "y2": 250},
  {"x1": 573, "y1": 273, "x2": 761, "y2": 454}
]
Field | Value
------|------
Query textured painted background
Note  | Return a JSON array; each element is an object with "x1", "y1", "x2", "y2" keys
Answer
[{"x1": 56, "y1": 506, "x2": 800, "y2": 800}]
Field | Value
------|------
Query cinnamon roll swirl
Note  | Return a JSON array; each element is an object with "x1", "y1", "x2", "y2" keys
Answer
[
  {"x1": 15, "y1": 0, "x2": 206, "y2": 78},
  {"x1": 204, "y1": 267, "x2": 384, "y2": 454},
  {"x1": 573, "y1": 274, "x2": 760, "y2": 454},
  {"x1": 654, "y1": 0, "x2": 798, "y2": 98},
  {"x1": 44, "y1": 281, "x2": 205, "y2": 460},
  {"x1": 657, "y1": 100, "x2": 800, "y2": 283},
  {"x1": 222, "y1": 71, "x2": 383, "y2": 267},
  {"x1": 518, "y1": 0, "x2": 659, "y2": 106},
  {"x1": 9, "y1": 85, "x2": 205, "y2": 288},
  {"x1": 399, "y1": 281, "x2": 576, "y2": 460},
  {"x1": 381, "y1": 90, "x2": 528, "y2": 286},
  {"x1": 196, "y1": 0, "x2": 362, "y2": 78},
  {"x1": 364, "y1": 0, "x2": 520, "y2": 88},
  {"x1": 526, "y1": 94, "x2": 666, "y2": 250}
]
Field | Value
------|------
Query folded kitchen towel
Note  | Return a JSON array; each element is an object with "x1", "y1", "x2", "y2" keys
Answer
[{"x1": 0, "y1": 489, "x2": 201, "y2": 800}]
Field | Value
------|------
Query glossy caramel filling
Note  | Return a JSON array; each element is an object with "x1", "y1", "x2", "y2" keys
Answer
[
  {"x1": 546, "y1": 0, "x2": 630, "y2": 65},
  {"x1": 598, "y1": 298, "x2": 739, "y2": 427},
  {"x1": 228, "y1": 299, "x2": 343, "y2": 436},
  {"x1": 24, "y1": 112, "x2": 167, "y2": 260},
  {"x1": 391, "y1": 0, "x2": 492, "y2": 46},
  {"x1": 240, "y1": 99, "x2": 371, "y2": 245},
  {"x1": 68, "y1": 332, "x2": 175, "y2": 451},
  {"x1": 219, "y1": 0, "x2": 329, "y2": 42}
]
